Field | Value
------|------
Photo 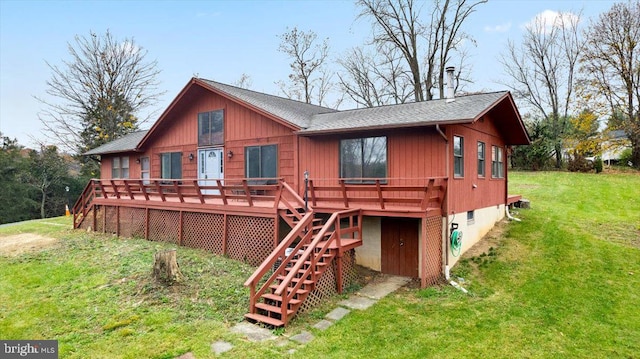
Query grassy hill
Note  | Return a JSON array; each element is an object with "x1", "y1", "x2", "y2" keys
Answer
[{"x1": 1, "y1": 171, "x2": 638, "y2": 358}]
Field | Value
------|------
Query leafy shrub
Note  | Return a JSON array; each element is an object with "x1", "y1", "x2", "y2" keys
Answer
[
  {"x1": 594, "y1": 157, "x2": 603, "y2": 173},
  {"x1": 619, "y1": 148, "x2": 633, "y2": 166}
]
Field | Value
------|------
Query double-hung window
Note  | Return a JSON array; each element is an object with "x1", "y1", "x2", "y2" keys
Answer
[
  {"x1": 245, "y1": 144, "x2": 277, "y2": 178},
  {"x1": 161, "y1": 152, "x2": 182, "y2": 179},
  {"x1": 453, "y1": 136, "x2": 464, "y2": 177},
  {"x1": 477, "y1": 141, "x2": 486, "y2": 177},
  {"x1": 492, "y1": 145, "x2": 504, "y2": 178},
  {"x1": 198, "y1": 110, "x2": 224, "y2": 147},
  {"x1": 340, "y1": 136, "x2": 387, "y2": 183},
  {"x1": 111, "y1": 157, "x2": 129, "y2": 178}
]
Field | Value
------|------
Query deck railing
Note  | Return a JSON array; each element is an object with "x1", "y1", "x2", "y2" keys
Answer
[
  {"x1": 73, "y1": 176, "x2": 448, "y2": 228},
  {"x1": 307, "y1": 177, "x2": 448, "y2": 212}
]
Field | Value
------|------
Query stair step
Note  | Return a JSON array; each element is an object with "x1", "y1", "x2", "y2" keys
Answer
[
  {"x1": 303, "y1": 261, "x2": 329, "y2": 267},
  {"x1": 244, "y1": 312, "x2": 285, "y2": 327},
  {"x1": 256, "y1": 302, "x2": 294, "y2": 316},
  {"x1": 269, "y1": 285, "x2": 310, "y2": 296},
  {"x1": 261, "y1": 293, "x2": 302, "y2": 306},
  {"x1": 285, "y1": 268, "x2": 322, "y2": 277},
  {"x1": 276, "y1": 275, "x2": 314, "y2": 286}
]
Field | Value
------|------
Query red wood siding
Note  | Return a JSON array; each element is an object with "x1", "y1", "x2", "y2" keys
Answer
[
  {"x1": 100, "y1": 152, "x2": 141, "y2": 179},
  {"x1": 447, "y1": 115, "x2": 506, "y2": 214},
  {"x1": 103, "y1": 84, "x2": 297, "y2": 184},
  {"x1": 298, "y1": 127, "x2": 447, "y2": 193}
]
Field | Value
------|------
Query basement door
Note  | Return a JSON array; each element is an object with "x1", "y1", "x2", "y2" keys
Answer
[
  {"x1": 381, "y1": 217, "x2": 419, "y2": 277},
  {"x1": 198, "y1": 148, "x2": 223, "y2": 195}
]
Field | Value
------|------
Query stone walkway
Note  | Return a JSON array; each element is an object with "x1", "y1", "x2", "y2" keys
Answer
[{"x1": 185, "y1": 275, "x2": 411, "y2": 357}]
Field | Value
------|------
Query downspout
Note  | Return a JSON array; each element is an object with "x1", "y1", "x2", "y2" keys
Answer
[{"x1": 437, "y1": 124, "x2": 453, "y2": 281}]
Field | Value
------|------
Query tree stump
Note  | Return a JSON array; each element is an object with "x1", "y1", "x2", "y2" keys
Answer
[{"x1": 153, "y1": 249, "x2": 184, "y2": 285}]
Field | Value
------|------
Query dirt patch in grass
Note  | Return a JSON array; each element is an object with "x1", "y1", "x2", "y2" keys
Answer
[
  {"x1": 0, "y1": 233, "x2": 58, "y2": 256},
  {"x1": 462, "y1": 219, "x2": 509, "y2": 259}
]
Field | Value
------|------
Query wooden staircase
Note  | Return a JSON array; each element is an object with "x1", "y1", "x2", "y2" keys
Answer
[{"x1": 244, "y1": 208, "x2": 362, "y2": 327}]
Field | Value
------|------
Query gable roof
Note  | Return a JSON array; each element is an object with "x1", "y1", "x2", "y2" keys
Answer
[
  {"x1": 301, "y1": 92, "x2": 508, "y2": 134},
  {"x1": 84, "y1": 130, "x2": 149, "y2": 155},
  {"x1": 199, "y1": 79, "x2": 337, "y2": 128},
  {"x1": 85, "y1": 78, "x2": 529, "y2": 156}
]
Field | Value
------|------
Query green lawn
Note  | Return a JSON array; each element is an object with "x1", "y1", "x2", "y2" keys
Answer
[{"x1": 1, "y1": 171, "x2": 639, "y2": 358}]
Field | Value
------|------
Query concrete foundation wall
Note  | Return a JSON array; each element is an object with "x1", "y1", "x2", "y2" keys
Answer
[
  {"x1": 447, "y1": 204, "x2": 505, "y2": 267},
  {"x1": 356, "y1": 216, "x2": 382, "y2": 271}
]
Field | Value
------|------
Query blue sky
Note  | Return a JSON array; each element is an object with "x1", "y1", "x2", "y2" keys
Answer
[{"x1": 0, "y1": 0, "x2": 616, "y2": 148}]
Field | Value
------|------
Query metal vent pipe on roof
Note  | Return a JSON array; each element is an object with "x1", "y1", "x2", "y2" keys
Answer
[{"x1": 446, "y1": 66, "x2": 455, "y2": 102}]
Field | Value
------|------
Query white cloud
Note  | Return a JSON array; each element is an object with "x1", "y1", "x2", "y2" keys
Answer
[
  {"x1": 484, "y1": 22, "x2": 512, "y2": 33},
  {"x1": 523, "y1": 10, "x2": 580, "y2": 34}
]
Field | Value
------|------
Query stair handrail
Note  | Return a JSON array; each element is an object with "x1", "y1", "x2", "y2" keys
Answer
[
  {"x1": 278, "y1": 179, "x2": 309, "y2": 220},
  {"x1": 244, "y1": 211, "x2": 315, "y2": 310},
  {"x1": 72, "y1": 179, "x2": 98, "y2": 229},
  {"x1": 274, "y1": 208, "x2": 360, "y2": 298}
]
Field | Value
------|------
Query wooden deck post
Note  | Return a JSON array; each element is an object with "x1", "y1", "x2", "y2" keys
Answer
[
  {"x1": 420, "y1": 215, "x2": 428, "y2": 288},
  {"x1": 116, "y1": 206, "x2": 120, "y2": 237},
  {"x1": 178, "y1": 210, "x2": 184, "y2": 246},
  {"x1": 145, "y1": 208, "x2": 149, "y2": 240},
  {"x1": 222, "y1": 214, "x2": 228, "y2": 255}
]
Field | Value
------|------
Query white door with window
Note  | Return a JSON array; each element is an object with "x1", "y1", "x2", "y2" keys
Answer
[{"x1": 198, "y1": 148, "x2": 223, "y2": 194}]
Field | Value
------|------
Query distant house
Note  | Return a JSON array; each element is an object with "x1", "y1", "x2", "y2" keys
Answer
[
  {"x1": 601, "y1": 130, "x2": 631, "y2": 165},
  {"x1": 76, "y1": 73, "x2": 529, "y2": 326}
]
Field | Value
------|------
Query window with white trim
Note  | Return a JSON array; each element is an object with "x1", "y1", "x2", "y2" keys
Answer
[
  {"x1": 453, "y1": 136, "x2": 464, "y2": 177},
  {"x1": 478, "y1": 141, "x2": 485, "y2": 177},
  {"x1": 111, "y1": 156, "x2": 129, "y2": 178},
  {"x1": 492, "y1": 145, "x2": 504, "y2": 178}
]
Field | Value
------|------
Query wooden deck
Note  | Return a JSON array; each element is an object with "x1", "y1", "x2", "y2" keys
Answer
[{"x1": 73, "y1": 177, "x2": 449, "y2": 227}]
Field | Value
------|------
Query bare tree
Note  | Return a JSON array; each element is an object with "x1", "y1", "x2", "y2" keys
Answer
[
  {"x1": 337, "y1": 45, "x2": 412, "y2": 107},
  {"x1": 580, "y1": 1, "x2": 640, "y2": 168},
  {"x1": 234, "y1": 73, "x2": 253, "y2": 89},
  {"x1": 500, "y1": 11, "x2": 584, "y2": 168},
  {"x1": 36, "y1": 30, "x2": 163, "y2": 162},
  {"x1": 357, "y1": 0, "x2": 425, "y2": 102},
  {"x1": 356, "y1": 0, "x2": 485, "y2": 102},
  {"x1": 276, "y1": 27, "x2": 332, "y2": 105},
  {"x1": 431, "y1": 0, "x2": 485, "y2": 99}
]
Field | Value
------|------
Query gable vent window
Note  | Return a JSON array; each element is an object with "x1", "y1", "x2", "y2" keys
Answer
[{"x1": 198, "y1": 109, "x2": 224, "y2": 147}]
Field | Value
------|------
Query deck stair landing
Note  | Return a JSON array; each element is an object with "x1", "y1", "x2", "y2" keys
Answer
[{"x1": 244, "y1": 209, "x2": 362, "y2": 327}]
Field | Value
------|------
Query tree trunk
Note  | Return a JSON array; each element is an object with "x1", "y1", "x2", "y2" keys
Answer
[
  {"x1": 153, "y1": 249, "x2": 183, "y2": 285},
  {"x1": 40, "y1": 188, "x2": 46, "y2": 219}
]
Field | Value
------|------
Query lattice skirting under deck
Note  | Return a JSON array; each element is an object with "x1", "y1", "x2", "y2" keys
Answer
[
  {"x1": 85, "y1": 205, "x2": 276, "y2": 266},
  {"x1": 298, "y1": 249, "x2": 357, "y2": 314},
  {"x1": 424, "y1": 215, "x2": 443, "y2": 286}
]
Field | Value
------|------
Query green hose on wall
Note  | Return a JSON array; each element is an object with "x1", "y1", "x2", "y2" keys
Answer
[{"x1": 451, "y1": 230, "x2": 462, "y2": 257}]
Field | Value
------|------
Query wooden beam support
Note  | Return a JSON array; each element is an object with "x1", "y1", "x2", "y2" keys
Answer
[
  {"x1": 339, "y1": 179, "x2": 349, "y2": 208},
  {"x1": 193, "y1": 180, "x2": 205, "y2": 204},
  {"x1": 420, "y1": 215, "x2": 428, "y2": 288},
  {"x1": 139, "y1": 180, "x2": 150, "y2": 200},
  {"x1": 217, "y1": 179, "x2": 228, "y2": 205},
  {"x1": 375, "y1": 180, "x2": 384, "y2": 209}
]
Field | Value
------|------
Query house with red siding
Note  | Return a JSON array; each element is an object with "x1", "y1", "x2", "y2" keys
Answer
[{"x1": 76, "y1": 73, "x2": 529, "y2": 326}]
